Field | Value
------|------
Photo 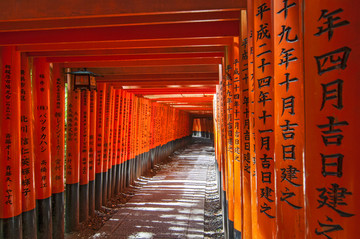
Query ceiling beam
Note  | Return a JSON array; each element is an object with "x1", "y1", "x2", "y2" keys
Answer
[
  {"x1": 0, "y1": 10, "x2": 241, "y2": 32},
  {"x1": 98, "y1": 73, "x2": 218, "y2": 81},
  {"x1": 17, "y1": 37, "x2": 233, "y2": 52},
  {"x1": 27, "y1": 46, "x2": 225, "y2": 57},
  {"x1": 61, "y1": 58, "x2": 222, "y2": 68},
  {"x1": 46, "y1": 52, "x2": 223, "y2": 63},
  {"x1": 0, "y1": 0, "x2": 245, "y2": 21},
  {"x1": 0, "y1": 20, "x2": 239, "y2": 45}
]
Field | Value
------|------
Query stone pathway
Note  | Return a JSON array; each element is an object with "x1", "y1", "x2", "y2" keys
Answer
[{"x1": 98, "y1": 139, "x2": 215, "y2": 239}]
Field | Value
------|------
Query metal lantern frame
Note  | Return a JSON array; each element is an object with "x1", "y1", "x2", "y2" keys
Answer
[{"x1": 66, "y1": 68, "x2": 101, "y2": 91}]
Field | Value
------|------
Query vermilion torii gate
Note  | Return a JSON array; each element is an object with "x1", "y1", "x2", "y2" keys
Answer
[{"x1": 0, "y1": 0, "x2": 359, "y2": 239}]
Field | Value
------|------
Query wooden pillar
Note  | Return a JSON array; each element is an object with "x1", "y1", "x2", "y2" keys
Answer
[
  {"x1": 89, "y1": 90, "x2": 97, "y2": 216},
  {"x1": 33, "y1": 58, "x2": 53, "y2": 239},
  {"x1": 50, "y1": 64, "x2": 65, "y2": 239},
  {"x1": 0, "y1": 46, "x2": 22, "y2": 239},
  {"x1": 225, "y1": 46, "x2": 235, "y2": 237},
  {"x1": 239, "y1": 9, "x2": 252, "y2": 239},
  {"x1": 102, "y1": 85, "x2": 112, "y2": 204},
  {"x1": 273, "y1": 0, "x2": 306, "y2": 237},
  {"x1": 304, "y1": 0, "x2": 359, "y2": 238},
  {"x1": 95, "y1": 83, "x2": 106, "y2": 209},
  {"x1": 20, "y1": 54, "x2": 37, "y2": 239},
  {"x1": 65, "y1": 87, "x2": 81, "y2": 233},
  {"x1": 232, "y1": 37, "x2": 243, "y2": 239},
  {"x1": 79, "y1": 90, "x2": 90, "y2": 222},
  {"x1": 246, "y1": 1, "x2": 258, "y2": 237},
  {"x1": 253, "y1": 0, "x2": 276, "y2": 237},
  {"x1": 107, "y1": 87, "x2": 115, "y2": 199},
  {"x1": 112, "y1": 89, "x2": 121, "y2": 195}
]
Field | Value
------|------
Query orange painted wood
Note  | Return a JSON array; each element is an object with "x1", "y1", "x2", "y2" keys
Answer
[
  {"x1": 0, "y1": 21, "x2": 240, "y2": 45},
  {"x1": 33, "y1": 57, "x2": 52, "y2": 199},
  {"x1": 0, "y1": 46, "x2": 22, "y2": 218},
  {"x1": 17, "y1": 37, "x2": 233, "y2": 52},
  {"x1": 100, "y1": 72, "x2": 218, "y2": 81},
  {"x1": 273, "y1": 0, "x2": 306, "y2": 237},
  {"x1": 27, "y1": 46, "x2": 225, "y2": 57},
  {"x1": 46, "y1": 52, "x2": 223, "y2": 63},
  {"x1": 225, "y1": 47, "x2": 235, "y2": 224},
  {"x1": 0, "y1": 10, "x2": 241, "y2": 32},
  {"x1": 108, "y1": 87, "x2": 115, "y2": 169},
  {"x1": 62, "y1": 58, "x2": 222, "y2": 68},
  {"x1": 20, "y1": 54, "x2": 36, "y2": 212},
  {"x1": 66, "y1": 89, "x2": 81, "y2": 184},
  {"x1": 102, "y1": 85, "x2": 113, "y2": 173},
  {"x1": 239, "y1": 10, "x2": 252, "y2": 239},
  {"x1": 95, "y1": 83, "x2": 106, "y2": 174},
  {"x1": 50, "y1": 64, "x2": 65, "y2": 194},
  {"x1": 115, "y1": 89, "x2": 123, "y2": 166},
  {"x1": 304, "y1": 1, "x2": 359, "y2": 238},
  {"x1": 0, "y1": 0, "x2": 245, "y2": 21},
  {"x1": 80, "y1": 90, "x2": 90, "y2": 186},
  {"x1": 232, "y1": 37, "x2": 243, "y2": 234},
  {"x1": 89, "y1": 90, "x2": 97, "y2": 182},
  {"x1": 253, "y1": 0, "x2": 276, "y2": 237},
  {"x1": 247, "y1": 0, "x2": 258, "y2": 237}
]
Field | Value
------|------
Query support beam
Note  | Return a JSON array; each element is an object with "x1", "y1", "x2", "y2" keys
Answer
[
  {"x1": 27, "y1": 46, "x2": 225, "y2": 57},
  {"x1": 0, "y1": 21, "x2": 239, "y2": 45},
  {"x1": 17, "y1": 37, "x2": 233, "y2": 52},
  {"x1": 0, "y1": 0, "x2": 246, "y2": 21},
  {"x1": 0, "y1": 10, "x2": 241, "y2": 32},
  {"x1": 46, "y1": 52, "x2": 223, "y2": 63},
  {"x1": 62, "y1": 58, "x2": 222, "y2": 68}
]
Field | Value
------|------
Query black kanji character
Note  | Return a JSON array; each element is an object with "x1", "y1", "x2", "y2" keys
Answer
[
  {"x1": 314, "y1": 47, "x2": 351, "y2": 75},
  {"x1": 280, "y1": 120, "x2": 298, "y2": 140},
  {"x1": 320, "y1": 153, "x2": 343, "y2": 177},
  {"x1": 277, "y1": 0, "x2": 296, "y2": 20},
  {"x1": 280, "y1": 187, "x2": 302, "y2": 209},
  {"x1": 260, "y1": 186, "x2": 274, "y2": 202},
  {"x1": 317, "y1": 116, "x2": 348, "y2": 146},
  {"x1": 320, "y1": 79, "x2": 343, "y2": 110},
  {"x1": 257, "y1": 24, "x2": 271, "y2": 41},
  {"x1": 278, "y1": 25, "x2": 298, "y2": 44},
  {"x1": 281, "y1": 165, "x2": 301, "y2": 187},
  {"x1": 256, "y1": 3, "x2": 270, "y2": 20},
  {"x1": 317, "y1": 183, "x2": 354, "y2": 217},
  {"x1": 315, "y1": 216, "x2": 343, "y2": 239},
  {"x1": 279, "y1": 48, "x2": 298, "y2": 69},
  {"x1": 314, "y1": 8, "x2": 350, "y2": 41},
  {"x1": 260, "y1": 202, "x2": 275, "y2": 218}
]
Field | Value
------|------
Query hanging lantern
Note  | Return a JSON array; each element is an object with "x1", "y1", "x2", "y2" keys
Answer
[{"x1": 67, "y1": 68, "x2": 101, "y2": 90}]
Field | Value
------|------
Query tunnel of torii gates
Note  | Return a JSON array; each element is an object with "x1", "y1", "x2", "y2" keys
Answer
[{"x1": 0, "y1": 0, "x2": 359, "y2": 238}]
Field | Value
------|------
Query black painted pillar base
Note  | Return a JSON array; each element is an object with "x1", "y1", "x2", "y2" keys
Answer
[
  {"x1": 126, "y1": 160, "x2": 131, "y2": 187},
  {"x1": 65, "y1": 183, "x2": 79, "y2": 233},
  {"x1": 94, "y1": 173, "x2": 103, "y2": 210},
  {"x1": 88, "y1": 180, "x2": 95, "y2": 217},
  {"x1": 107, "y1": 168, "x2": 112, "y2": 200},
  {"x1": 0, "y1": 214, "x2": 22, "y2": 239},
  {"x1": 150, "y1": 148, "x2": 155, "y2": 169},
  {"x1": 228, "y1": 219, "x2": 234, "y2": 239},
  {"x1": 79, "y1": 184, "x2": 89, "y2": 222},
  {"x1": 222, "y1": 190, "x2": 228, "y2": 239},
  {"x1": 120, "y1": 163, "x2": 125, "y2": 191},
  {"x1": 114, "y1": 164, "x2": 120, "y2": 195},
  {"x1": 22, "y1": 209, "x2": 36, "y2": 239},
  {"x1": 52, "y1": 192, "x2": 64, "y2": 239},
  {"x1": 112, "y1": 165, "x2": 116, "y2": 196},
  {"x1": 234, "y1": 228, "x2": 242, "y2": 239},
  {"x1": 37, "y1": 197, "x2": 53, "y2": 239},
  {"x1": 102, "y1": 171, "x2": 108, "y2": 205}
]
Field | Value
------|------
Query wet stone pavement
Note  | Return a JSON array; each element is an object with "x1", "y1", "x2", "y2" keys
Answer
[{"x1": 97, "y1": 139, "x2": 217, "y2": 239}]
